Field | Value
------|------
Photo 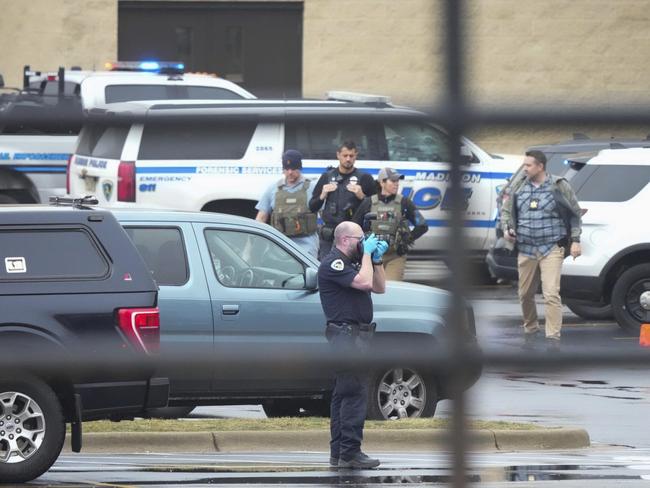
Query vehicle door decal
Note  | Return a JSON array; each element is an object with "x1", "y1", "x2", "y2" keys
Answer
[
  {"x1": 7, "y1": 164, "x2": 67, "y2": 173},
  {"x1": 1, "y1": 152, "x2": 70, "y2": 161},
  {"x1": 5, "y1": 257, "x2": 27, "y2": 273}
]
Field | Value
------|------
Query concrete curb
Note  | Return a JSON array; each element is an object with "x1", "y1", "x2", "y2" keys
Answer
[{"x1": 64, "y1": 428, "x2": 590, "y2": 453}]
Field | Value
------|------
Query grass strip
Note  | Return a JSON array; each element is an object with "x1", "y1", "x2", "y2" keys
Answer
[{"x1": 79, "y1": 417, "x2": 546, "y2": 433}]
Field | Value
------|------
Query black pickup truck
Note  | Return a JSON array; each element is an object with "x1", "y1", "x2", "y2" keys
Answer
[{"x1": 0, "y1": 199, "x2": 168, "y2": 483}]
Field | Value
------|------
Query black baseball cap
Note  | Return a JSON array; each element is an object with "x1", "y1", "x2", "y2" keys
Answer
[{"x1": 282, "y1": 149, "x2": 303, "y2": 170}]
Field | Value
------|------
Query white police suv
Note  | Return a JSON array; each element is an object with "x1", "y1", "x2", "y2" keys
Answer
[
  {"x1": 67, "y1": 93, "x2": 520, "y2": 259},
  {"x1": 0, "y1": 62, "x2": 255, "y2": 204},
  {"x1": 560, "y1": 147, "x2": 650, "y2": 332}
]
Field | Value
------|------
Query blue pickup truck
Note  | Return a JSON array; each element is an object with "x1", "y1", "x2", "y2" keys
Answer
[{"x1": 114, "y1": 209, "x2": 480, "y2": 420}]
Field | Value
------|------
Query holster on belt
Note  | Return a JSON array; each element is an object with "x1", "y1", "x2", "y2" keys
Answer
[{"x1": 325, "y1": 321, "x2": 376, "y2": 343}]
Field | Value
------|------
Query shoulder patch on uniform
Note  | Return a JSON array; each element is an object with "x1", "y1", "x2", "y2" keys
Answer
[{"x1": 330, "y1": 259, "x2": 345, "y2": 271}]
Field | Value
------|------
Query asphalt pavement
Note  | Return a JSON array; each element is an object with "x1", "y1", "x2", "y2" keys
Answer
[
  {"x1": 441, "y1": 284, "x2": 650, "y2": 448},
  {"x1": 40, "y1": 448, "x2": 650, "y2": 486}
]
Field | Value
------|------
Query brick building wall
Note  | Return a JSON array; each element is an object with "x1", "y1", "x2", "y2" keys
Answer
[{"x1": 0, "y1": 0, "x2": 117, "y2": 83}]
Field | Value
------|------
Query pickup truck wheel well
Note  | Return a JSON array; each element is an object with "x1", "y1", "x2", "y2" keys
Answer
[
  {"x1": 603, "y1": 249, "x2": 650, "y2": 302},
  {"x1": 0, "y1": 329, "x2": 75, "y2": 419},
  {"x1": 201, "y1": 199, "x2": 257, "y2": 219}
]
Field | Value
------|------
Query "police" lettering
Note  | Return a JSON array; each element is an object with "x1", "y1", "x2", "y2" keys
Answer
[{"x1": 401, "y1": 186, "x2": 473, "y2": 211}]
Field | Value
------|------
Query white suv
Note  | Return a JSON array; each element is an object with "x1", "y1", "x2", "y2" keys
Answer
[
  {"x1": 29, "y1": 63, "x2": 255, "y2": 108},
  {"x1": 561, "y1": 147, "x2": 650, "y2": 332},
  {"x1": 67, "y1": 95, "x2": 521, "y2": 259},
  {"x1": 0, "y1": 63, "x2": 255, "y2": 204}
]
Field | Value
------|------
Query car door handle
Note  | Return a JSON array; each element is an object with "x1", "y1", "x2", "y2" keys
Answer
[{"x1": 222, "y1": 305, "x2": 240, "y2": 315}]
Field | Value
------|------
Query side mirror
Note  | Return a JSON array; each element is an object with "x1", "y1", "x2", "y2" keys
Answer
[
  {"x1": 460, "y1": 144, "x2": 475, "y2": 164},
  {"x1": 305, "y1": 267, "x2": 318, "y2": 291}
]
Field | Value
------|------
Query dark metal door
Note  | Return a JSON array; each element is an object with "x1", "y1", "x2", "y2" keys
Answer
[{"x1": 119, "y1": 1, "x2": 303, "y2": 97}]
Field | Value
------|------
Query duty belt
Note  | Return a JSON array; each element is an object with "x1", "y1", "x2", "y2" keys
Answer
[{"x1": 326, "y1": 321, "x2": 376, "y2": 337}]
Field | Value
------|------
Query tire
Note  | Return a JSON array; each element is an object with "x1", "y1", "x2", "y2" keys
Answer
[
  {"x1": 0, "y1": 376, "x2": 65, "y2": 483},
  {"x1": 366, "y1": 367, "x2": 438, "y2": 420},
  {"x1": 468, "y1": 262, "x2": 498, "y2": 286},
  {"x1": 611, "y1": 264, "x2": 650, "y2": 333},
  {"x1": 262, "y1": 400, "x2": 302, "y2": 418},
  {"x1": 144, "y1": 405, "x2": 196, "y2": 419},
  {"x1": 565, "y1": 299, "x2": 613, "y2": 320}
]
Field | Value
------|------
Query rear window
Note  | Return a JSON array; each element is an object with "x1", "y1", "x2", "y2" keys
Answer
[
  {"x1": 124, "y1": 227, "x2": 188, "y2": 286},
  {"x1": 0, "y1": 97, "x2": 82, "y2": 135},
  {"x1": 0, "y1": 228, "x2": 109, "y2": 281},
  {"x1": 43, "y1": 81, "x2": 79, "y2": 97},
  {"x1": 138, "y1": 121, "x2": 255, "y2": 160},
  {"x1": 105, "y1": 85, "x2": 244, "y2": 103},
  {"x1": 571, "y1": 164, "x2": 650, "y2": 202},
  {"x1": 284, "y1": 121, "x2": 380, "y2": 160},
  {"x1": 76, "y1": 124, "x2": 129, "y2": 159}
]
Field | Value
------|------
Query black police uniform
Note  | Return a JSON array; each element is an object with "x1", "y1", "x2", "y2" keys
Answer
[
  {"x1": 318, "y1": 247, "x2": 374, "y2": 464},
  {"x1": 309, "y1": 167, "x2": 376, "y2": 260}
]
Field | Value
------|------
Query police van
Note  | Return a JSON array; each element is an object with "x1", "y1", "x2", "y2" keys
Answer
[
  {"x1": 67, "y1": 93, "x2": 520, "y2": 258},
  {"x1": 0, "y1": 62, "x2": 255, "y2": 204}
]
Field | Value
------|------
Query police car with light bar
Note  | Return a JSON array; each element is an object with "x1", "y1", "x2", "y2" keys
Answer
[
  {"x1": 67, "y1": 92, "x2": 520, "y2": 260},
  {"x1": 0, "y1": 61, "x2": 255, "y2": 204}
]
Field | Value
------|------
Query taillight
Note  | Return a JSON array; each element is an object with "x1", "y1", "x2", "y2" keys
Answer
[
  {"x1": 117, "y1": 161, "x2": 136, "y2": 202},
  {"x1": 65, "y1": 155, "x2": 73, "y2": 194},
  {"x1": 117, "y1": 307, "x2": 160, "y2": 355}
]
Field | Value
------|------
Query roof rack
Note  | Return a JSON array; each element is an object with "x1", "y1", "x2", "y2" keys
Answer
[
  {"x1": 49, "y1": 195, "x2": 98, "y2": 207},
  {"x1": 326, "y1": 91, "x2": 391, "y2": 106}
]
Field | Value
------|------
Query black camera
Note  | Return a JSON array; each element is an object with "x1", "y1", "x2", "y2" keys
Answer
[{"x1": 362, "y1": 212, "x2": 391, "y2": 244}]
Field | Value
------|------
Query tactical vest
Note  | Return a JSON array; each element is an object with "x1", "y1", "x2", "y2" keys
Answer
[
  {"x1": 370, "y1": 194, "x2": 409, "y2": 251},
  {"x1": 321, "y1": 168, "x2": 363, "y2": 227},
  {"x1": 271, "y1": 179, "x2": 318, "y2": 237}
]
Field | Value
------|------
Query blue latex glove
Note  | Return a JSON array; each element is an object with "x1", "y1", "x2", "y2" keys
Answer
[
  {"x1": 362, "y1": 233, "x2": 379, "y2": 255},
  {"x1": 372, "y1": 240, "x2": 389, "y2": 263}
]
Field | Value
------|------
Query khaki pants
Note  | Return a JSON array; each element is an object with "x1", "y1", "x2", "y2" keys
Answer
[
  {"x1": 383, "y1": 252, "x2": 407, "y2": 281},
  {"x1": 517, "y1": 245, "x2": 564, "y2": 340}
]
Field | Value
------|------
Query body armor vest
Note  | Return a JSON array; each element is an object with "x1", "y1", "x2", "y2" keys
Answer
[
  {"x1": 370, "y1": 194, "x2": 409, "y2": 251},
  {"x1": 271, "y1": 179, "x2": 318, "y2": 237},
  {"x1": 322, "y1": 168, "x2": 362, "y2": 227}
]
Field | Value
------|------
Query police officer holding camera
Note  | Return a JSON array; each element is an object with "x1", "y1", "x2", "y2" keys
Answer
[
  {"x1": 353, "y1": 168, "x2": 428, "y2": 280},
  {"x1": 309, "y1": 141, "x2": 376, "y2": 260},
  {"x1": 318, "y1": 221, "x2": 388, "y2": 469}
]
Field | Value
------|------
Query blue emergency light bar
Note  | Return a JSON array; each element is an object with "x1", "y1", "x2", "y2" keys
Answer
[{"x1": 104, "y1": 61, "x2": 185, "y2": 74}]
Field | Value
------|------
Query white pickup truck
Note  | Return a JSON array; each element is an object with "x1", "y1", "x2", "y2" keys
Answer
[{"x1": 0, "y1": 63, "x2": 255, "y2": 203}]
